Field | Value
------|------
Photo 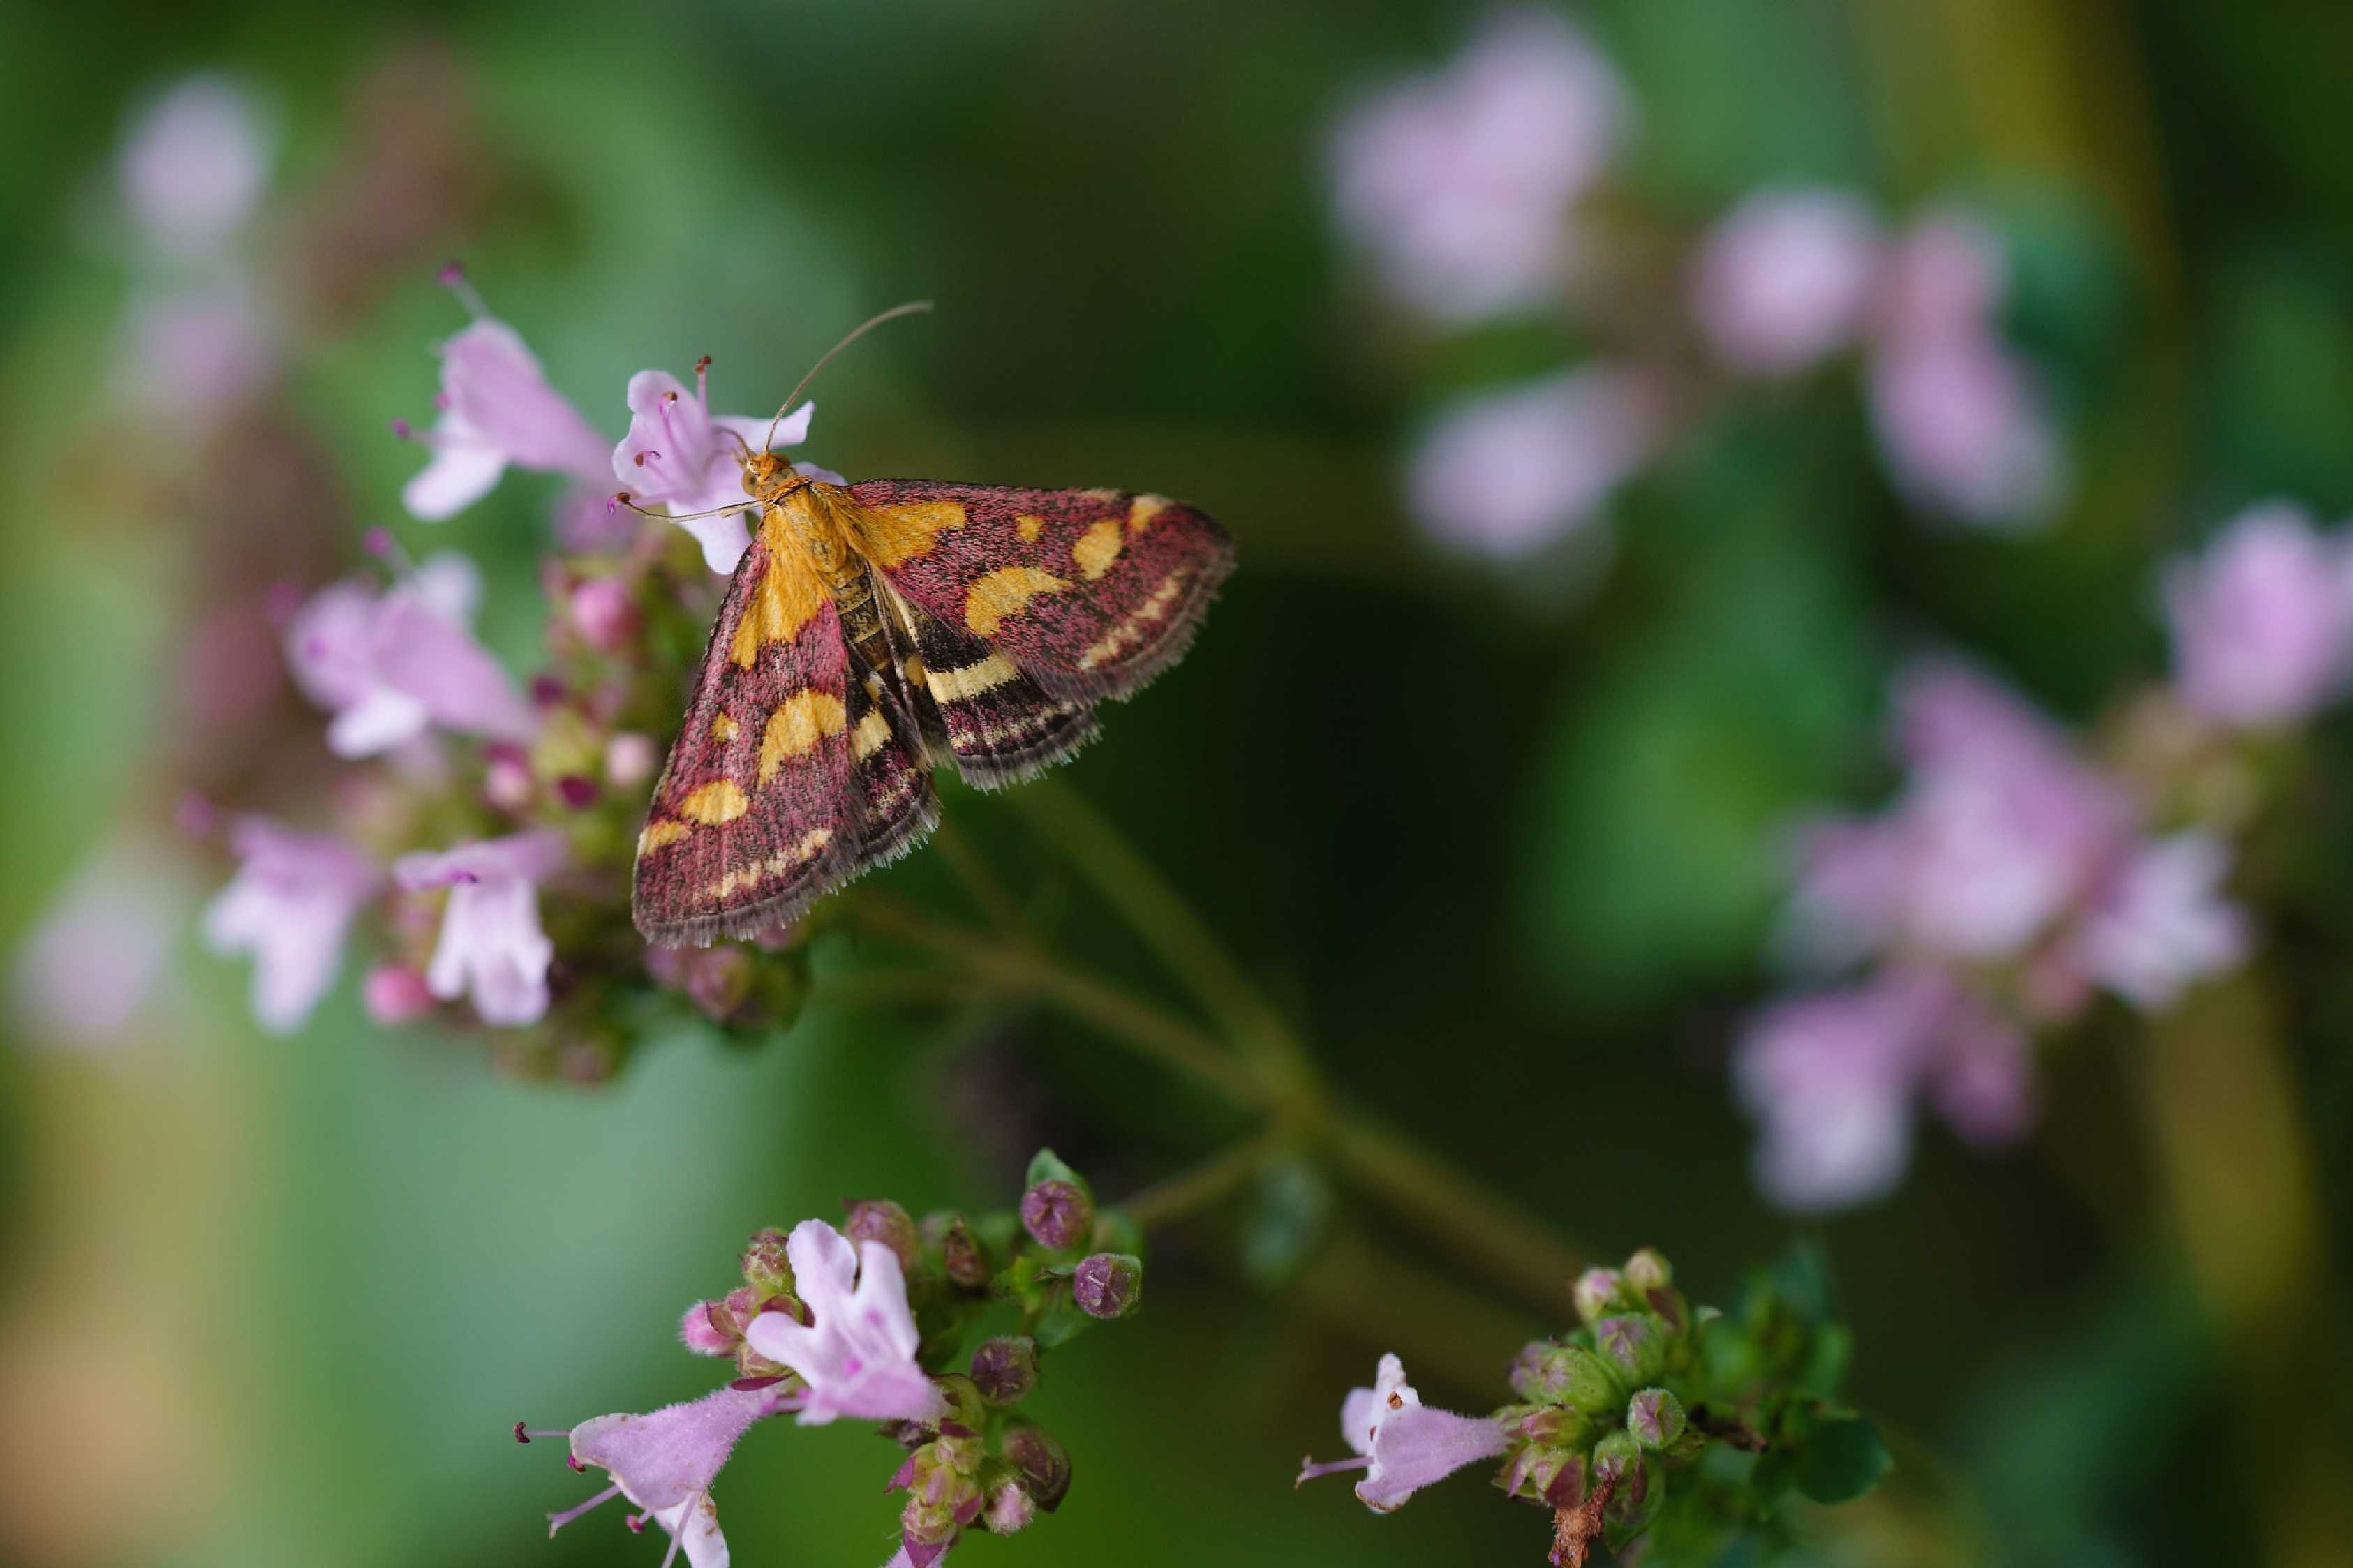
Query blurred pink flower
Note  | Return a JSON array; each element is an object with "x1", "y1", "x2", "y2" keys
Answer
[
  {"x1": 1295, "y1": 1353, "x2": 1508, "y2": 1512},
  {"x1": 741, "y1": 1220, "x2": 945, "y2": 1425},
  {"x1": 1863, "y1": 209, "x2": 2064, "y2": 528},
  {"x1": 1867, "y1": 336, "x2": 2063, "y2": 528},
  {"x1": 1735, "y1": 969, "x2": 2029, "y2": 1213},
  {"x1": 1329, "y1": 8, "x2": 1628, "y2": 322},
  {"x1": 535, "y1": 1384, "x2": 794, "y2": 1568},
  {"x1": 116, "y1": 285, "x2": 274, "y2": 422},
  {"x1": 394, "y1": 829, "x2": 567, "y2": 1026},
  {"x1": 1691, "y1": 188, "x2": 1883, "y2": 375},
  {"x1": 401, "y1": 318, "x2": 611, "y2": 519},
  {"x1": 361, "y1": 963, "x2": 436, "y2": 1024},
  {"x1": 614, "y1": 360, "x2": 815, "y2": 574},
  {"x1": 285, "y1": 552, "x2": 536, "y2": 757},
  {"x1": 2076, "y1": 832, "x2": 2250, "y2": 1011},
  {"x1": 203, "y1": 817, "x2": 380, "y2": 1034},
  {"x1": 10, "y1": 835, "x2": 191, "y2": 1049},
  {"x1": 118, "y1": 75, "x2": 275, "y2": 255},
  {"x1": 1406, "y1": 366, "x2": 1661, "y2": 557},
  {"x1": 1787, "y1": 660, "x2": 2132, "y2": 966},
  {"x1": 2163, "y1": 502, "x2": 2353, "y2": 728}
]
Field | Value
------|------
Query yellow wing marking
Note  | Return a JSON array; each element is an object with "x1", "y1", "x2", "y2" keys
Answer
[
  {"x1": 708, "y1": 827, "x2": 836, "y2": 900},
  {"x1": 677, "y1": 779, "x2": 750, "y2": 825},
  {"x1": 926, "y1": 652, "x2": 1022, "y2": 701},
  {"x1": 637, "y1": 820, "x2": 691, "y2": 855},
  {"x1": 709, "y1": 712, "x2": 738, "y2": 743},
  {"x1": 1071, "y1": 516, "x2": 1124, "y2": 581},
  {"x1": 759, "y1": 689, "x2": 849, "y2": 784},
  {"x1": 1016, "y1": 514, "x2": 1045, "y2": 542},
  {"x1": 849, "y1": 707, "x2": 893, "y2": 761},
  {"x1": 1078, "y1": 565, "x2": 1192, "y2": 671},
  {"x1": 964, "y1": 565, "x2": 1069, "y2": 636},
  {"x1": 1126, "y1": 494, "x2": 1171, "y2": 533},
  {"x1": 849, "y1": 500, "x2": 968, "y2": 569}
]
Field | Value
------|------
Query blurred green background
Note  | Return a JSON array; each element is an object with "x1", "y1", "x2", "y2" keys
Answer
[{"x1": 2, "y1": 1, "x2": 2350, "y2": 1565}]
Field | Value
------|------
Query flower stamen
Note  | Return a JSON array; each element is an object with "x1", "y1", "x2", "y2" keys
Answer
[{"x1": 546, "y1": 1483, "x2": 621, "y2": 1537}]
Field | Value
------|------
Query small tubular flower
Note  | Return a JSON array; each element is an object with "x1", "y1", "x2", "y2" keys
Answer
[
  {"x1": 1296, "y1": 1353, "x2": 1510, "y2": 1513},
  {"x1": 526, "y1": 1384, "x2": 792, "y2": 1568},
  {"x1": 741, "y1": 1219, "x2": 946, "y2": 1425},
  {"x1": 402, "y1": 315, "x2": 611, "y2": 519},
  {"x1": 203, "y1": 816, "x2": 380, "y2": 1033},
  {"x1": 1691, "y1": 187, "x2": 1883, "y2": 376},
  {"x1": 285, "y1": 552, "x2": 536, "y2": 758},
  {"x1": 613, "y1": 358, "x2": 815, "y2": 574},
  {"x1": 394, "y1": 829, "x2": 567, "y2": 1026}
]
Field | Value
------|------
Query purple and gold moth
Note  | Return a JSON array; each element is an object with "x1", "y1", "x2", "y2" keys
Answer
[{"x1": 630, "y1": 437, "x2": 1233, "y2": 946}]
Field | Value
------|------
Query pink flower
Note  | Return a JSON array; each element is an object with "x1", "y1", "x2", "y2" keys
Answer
[
  {"x1": 1329, "y1": 8, "x2": 1629, "y2": 322},
  {"x1": 741, "y1": 1220, "x2": 945, "y2": 1425},
  {"x1": 1864, "y1": 210, "x2": 2064, "y2": 528},
  {"x1": 529, "y1": 1384, "x2": 794, "y2": 1568},
  {"x1": 118, "y1": 75, "x2": 275, "y2": 255},
  {"x1": 10, "y1": 835, "x2": 191, "y2": 1049},
  {"x1": 1294, "y1": 1354, "x2": 1508, "y2": 1511},
  {"x1": 394, "y1": 830, "x2": 567, "y2": 1026},
  {"x1": 1867, "y1": 336, "x2": 2063, "y2": 528},
  {"x1": 1735, "y1": 969, "x2": 2031, "y2": 1213},
  {"x1": 1691, "y1": 188, "x2": 1883, "y2": 375},
  {"x1": 115, "y1": 285, "x2": 274, "y2": 423},
  {"x1": 2077, "y1": 833, "x2": 2250, "y2": 1012},
  {"x1": 1788, "y1": 660, "x2": 2132, "y2": 966},
  {"x1": 203, "y1": 817, "x2": 380, "y2": 1033},
  {"x1": 2163, "y1": 502, "x2": 2353, "y2": 728},
  {"x1": 614, "y1": 360, "x2": 815, "y2": 574},
  {"x1": 1406, "y1": 366, "x2": 1662, "y2": 557},
  {"x1": 401, "y1": 318, "x2": 611, "y2": 519},
  {"x1": 284, "y1": 552, "x2": 536, "y2": 757}
]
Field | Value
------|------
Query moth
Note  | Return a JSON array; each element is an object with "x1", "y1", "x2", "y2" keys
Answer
[{"x1": 628, "y1": 308, "x2": 1234, "y2": 947}]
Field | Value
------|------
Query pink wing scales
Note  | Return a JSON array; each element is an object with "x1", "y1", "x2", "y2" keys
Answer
[{"x1": 844, "y1": 481, "x2": 1234, "y2": 703}]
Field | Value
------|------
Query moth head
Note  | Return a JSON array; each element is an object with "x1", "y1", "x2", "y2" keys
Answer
[{"x1": 738, "y1": 448, "x2": 798, "y2": 498}]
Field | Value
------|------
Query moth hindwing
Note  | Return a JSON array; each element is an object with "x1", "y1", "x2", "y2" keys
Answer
[{"x1": 631, "y1": 472, "x2": 1233, "y2": 946}]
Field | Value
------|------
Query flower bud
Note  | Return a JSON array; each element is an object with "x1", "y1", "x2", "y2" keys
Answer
[
  {"x1": 1002, "y1": 1422, "x2": 1071, "y2": 1512},
  {"x1": 1593, "y1": 1430, "x2": 1663, "y2": 1535},
  {"x1": 678, "y1": 1299, "x2": 736, "y2": 1356},
  {"x1": 1071, "y1": 1252, "x2": 1142, "y2": 1320},
  {"x1": 983, "y1": 1480, "x2": 1036, "y2": 1535},
  {"x1": 1626, "y1": 1387, "x2": 1686, "y2": 1451},
  {"x1": 568, "y1": 576, "x2": 640, "y2": 652},
  {"x1": 1500, "y1": 1442, "x2": 1589, "y2": 1507},
  {"x1": 845, "y1": 1199, "x2": 921, "y2": 1272},
  {"x1": 928, "y1": 1212, "x2": 990, "y2": 1288},
  {"x1": 484, "y1": 750, "x2": 534, "y2": 813},
  {"x1": 1501, "y1": 1403, "x2": 1589, "y2": 1450},
  {"x1": 1020, "y1": 1179, "x2": 1094, "y2": 1252},
  {"x1": 605, "y1": 731, "x2": 659, "y2": 789},
  {"x1": 970, "y1": 1336, "x2": 1039, "y2": 1404},
  {"x1": 1622, "y1": 1248, "x2": 1672, "y2": 1294},
  {"x1": 1514, "y1": 1341, "x2": 1623, "y2": 1415},
  {"x1": 1594, "y1": 1313, "x2": 1668, "y2": 1387},
  {"x1": 1572, "y1": 1267, "x2": 1625, "y2": 1324},
  {"x1": 362, "y1": 963, "x2": 436, "y2": 1024},
  {"x1": 740, "y1": 1228, "x2": 794, "y2": 1296}
]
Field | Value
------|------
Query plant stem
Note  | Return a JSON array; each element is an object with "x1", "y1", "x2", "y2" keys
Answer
[
  {"x1": 928, "y1": 819, "x2": 1033, "y2": 943},
  {"x1": 1117, "y1": 1126, "x2": 1286, "y2": 1231},
  {"x1": 843, "y1": 896, "x2": 1273, "y2": 1108},
  {"x1": 1320, "y1": 1096, "x2": 1582, "y2": 1313},
  {"x1": 1011, "y1": 779, "x2": 1318, "y2": 1093},
  {"x1": 2140, "y1": 970, "x2": 2353, "y2": 1568}
]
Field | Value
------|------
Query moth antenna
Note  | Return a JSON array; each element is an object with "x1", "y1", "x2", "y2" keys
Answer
[
  {"x1": 761, "y1": 299, "x2": 935, "y2": 453},
  {"x1": 609, "y1": 491, "x2": 754, "y2": 525}
]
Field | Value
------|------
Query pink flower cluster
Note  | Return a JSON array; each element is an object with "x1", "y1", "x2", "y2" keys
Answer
[
  {"x1": 527, "y1": 1219, "x2": 944, "y2": 1568},
  {"x1": 198, "y1": 269, "x2": 823, "y2": 1040},
  {"x1": 1737, "y1": 657, "x2": 2250, "y2": 1211}
]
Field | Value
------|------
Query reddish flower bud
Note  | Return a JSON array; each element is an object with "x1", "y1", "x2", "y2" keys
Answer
[
  {"x1": 1071, "y1": 1252, "x2": 1143, "y2": 1320},
  {"x1": 844, "y1": 1199, "x2": 921, "y2": 1272},
  {"x1": 1020, "y1": 1179, "x2": 1094, "y2": 1252},
  {"x1": 970, "y1": 1336, "x2": 1039, "y2": 1404}
]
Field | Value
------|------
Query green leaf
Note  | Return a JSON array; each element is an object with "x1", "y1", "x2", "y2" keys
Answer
[{"x1": 1793, "y1": 1417, "x2": 1893, "y2": 1504}]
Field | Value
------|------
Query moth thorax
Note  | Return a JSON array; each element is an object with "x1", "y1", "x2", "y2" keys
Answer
[{"x1": 775, "y1": 488, "x2": 863, "y2": 588}]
